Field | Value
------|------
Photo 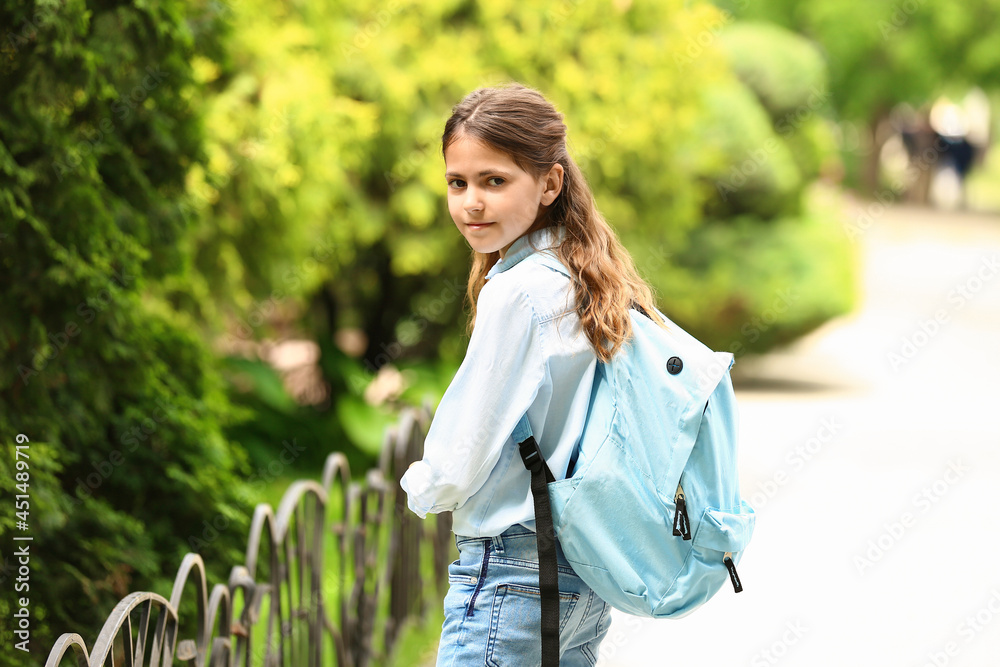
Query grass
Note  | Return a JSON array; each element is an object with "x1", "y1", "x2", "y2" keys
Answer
[{"x1": 383, "y1": 602, "x2": 444, "y2": 667}]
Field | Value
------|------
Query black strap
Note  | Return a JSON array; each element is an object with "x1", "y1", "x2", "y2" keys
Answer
[
  {"x1": 631, "y1": 300, "x2": 652, "y2": 320},
  {"x1": 518, "y1": 435, "x2": 560, "y2": 666}
]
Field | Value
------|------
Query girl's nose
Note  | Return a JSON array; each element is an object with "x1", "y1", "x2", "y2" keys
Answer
[{"x1": 464, "y1": 188, "x2": 483, "y2": 213}]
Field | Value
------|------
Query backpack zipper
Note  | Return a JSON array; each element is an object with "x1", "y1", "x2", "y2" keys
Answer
[
  {"x1": 673, "y1": 484, "x2": 744, "y2": 593},
  {"x1": 672, "y1": 483, "x2": 692, "y2": 541},
  {"x1": 724, "y1": 552, "x2": 743, "y2": 593}
]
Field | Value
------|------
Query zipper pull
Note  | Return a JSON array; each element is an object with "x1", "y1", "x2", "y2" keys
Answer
[
  {"x1": 724, "y1": 552, "x2": 743, "y2": 593},
  {"x1": 672, "y1": 484, "x2": 691, "y2": 541}
]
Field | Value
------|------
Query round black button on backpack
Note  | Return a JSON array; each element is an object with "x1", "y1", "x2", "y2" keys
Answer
[{"x1": 666, "y1": 356, "x2": 683, "y2": 375}]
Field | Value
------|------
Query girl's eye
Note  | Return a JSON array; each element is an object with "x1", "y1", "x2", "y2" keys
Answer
[
  {"x1": 487, "y1": 177, "x2": 505, "y2": 186},
  {"x1": 448, "y1": 179, "x2": 466, "y2": 189}
]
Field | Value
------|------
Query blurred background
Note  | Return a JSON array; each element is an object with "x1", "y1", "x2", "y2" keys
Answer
[{"x1": 1, "y1": 0, "x2": 999, "y2": 664}]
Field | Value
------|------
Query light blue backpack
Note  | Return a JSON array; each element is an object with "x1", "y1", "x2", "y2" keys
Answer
[{"x1": 514, "y1": 253, "x2": 755, "y2": 664}]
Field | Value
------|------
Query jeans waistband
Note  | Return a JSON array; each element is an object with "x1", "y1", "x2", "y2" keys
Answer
[{"x1": 455, "y1": 523, "x2": 538, "y2": 552}]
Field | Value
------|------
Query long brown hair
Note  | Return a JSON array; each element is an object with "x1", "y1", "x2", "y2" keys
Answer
[{"x1": 442, "y1": 83, "x2": 663, "y2": 362}]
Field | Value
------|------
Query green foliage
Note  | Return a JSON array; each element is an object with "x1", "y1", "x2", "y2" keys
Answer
[
  {"x1": 724, "y1": 0, "x2": 1000, "y2": 117},
  {"x1": 187, "y1": 0, "x2": 849, "y2": 375},
  {"x1": 724, "y1": 0, "x2": 1000, "y2": 190},
  {"x1": 0, "y1": 0, "x2": 252, "y2": 657},
  {"x1": 172, "y1": 0, "x2": 853, "y2": 473},
  {"x1": 222, "y1": 344, "x2": 392, "y2": 471},
  {"x1": 697, "y1": 78, "x2": 804, "y2": 219},
  {"x1": 664, "y1": 187, "x2": 857, "y2": 354},
  {"x1": 178, "y1": 0, "x2": 729, "y2": 340},
  {"x1": 654, "y1": 20, "x2": 853, "y2": 346},
  {"x1": 700, "y1": 21, "x2": 836, "y2": 220},
  {"x1": 781, "y1": 115, "x2": 839, "y2": 184},
  {"x1": 720, "y1": 21, "x2": 829, "y2": 119}
]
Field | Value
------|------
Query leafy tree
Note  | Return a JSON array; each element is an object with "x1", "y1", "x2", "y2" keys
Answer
[
  {"x1": 659, "y1": 20, "x2": 855, "y2": 354},
  {"x1": 184, "y1": 0, "x2": 855, "y2": 388},
  {"x1": 161, "y1": 0, "x2": 739, "y2": 461},
  {"x1": 719, "y1": 0, "x2": 1000, "y2": 191},
  {"x1": 0, "y1": 0, "x2": 251, "y2": 657}
]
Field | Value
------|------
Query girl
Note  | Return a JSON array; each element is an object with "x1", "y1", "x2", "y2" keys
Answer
[{"x1": 400, "y1": 83, "x2": 663, "y2": 666}]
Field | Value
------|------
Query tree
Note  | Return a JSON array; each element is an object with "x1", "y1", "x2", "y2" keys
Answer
[
  {"x1": 720, "y1": 0, "x2": 1000, "y2": 191},
  {"x1": 185, "y1": 0, "x2": 853, "y2": 381},
  {"x1": 0, "y1": 0, "x2": 251, "y2": 656}
]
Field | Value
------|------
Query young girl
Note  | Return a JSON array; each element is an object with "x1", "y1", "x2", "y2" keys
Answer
[{"x1": 400, "y1": 83, "x2": 663, "y2": 666}]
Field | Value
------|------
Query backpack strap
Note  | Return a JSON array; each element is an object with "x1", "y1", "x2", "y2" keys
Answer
[{"x1": 514, "y1": 414, "x2": 560, "y2": 666}]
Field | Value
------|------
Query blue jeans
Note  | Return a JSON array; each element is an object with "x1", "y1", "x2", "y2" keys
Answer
[{"x1": 436, "y1": 524, "x2": 613, "y2": 666}]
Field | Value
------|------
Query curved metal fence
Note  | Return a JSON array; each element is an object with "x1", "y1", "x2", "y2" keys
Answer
[{"x1": 43, "y1": 404, "x2": 451, "y2": 667}]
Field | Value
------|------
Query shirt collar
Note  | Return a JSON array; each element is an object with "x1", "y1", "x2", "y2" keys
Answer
[{"x1": 485, "y1": 225, "x2": 565, "y2": 280}]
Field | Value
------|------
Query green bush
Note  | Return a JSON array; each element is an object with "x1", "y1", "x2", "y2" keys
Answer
[
  {"x1": 696, "y1": 79, "x2": 803, "y2": 219},
  {"x1": 0, "y1": 0, "x2": 252, "y2": 658},
  {"x1": 658, "y1": 20, "x2": 854, "y2": 349},
  {"x1": 186, "y1": 0, "x2": 854, "y2": 380},
  {"x1": 661, "y1": 188, "x2": 858, "y2": 354},
  {"x1": 720, "y1": 22, "x2": 829, "y2": 119}
]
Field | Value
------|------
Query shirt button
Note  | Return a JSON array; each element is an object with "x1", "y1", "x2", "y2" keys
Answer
[{"x1": 666, "y1": 357, "x2": 683, "y2": 375}]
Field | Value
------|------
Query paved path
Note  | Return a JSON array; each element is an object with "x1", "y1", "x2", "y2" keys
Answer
[{"x1": 597, "y1": 204, "x2": 1000, "y2": 667}]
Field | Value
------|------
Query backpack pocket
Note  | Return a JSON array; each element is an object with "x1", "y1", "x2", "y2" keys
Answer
[
  {"x1": 692, "y1": 502, "x2": 755, "y2": 554},
  {"x1": 690, "y1": 501, "x2": 755, "y2": 595},
  {"x1": 625, "y1": 502, "x2": 756, "y2": 618}
]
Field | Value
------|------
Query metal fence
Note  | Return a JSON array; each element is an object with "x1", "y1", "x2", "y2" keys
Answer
[{"x1": 43, "y1": 404, "x2": 452, "y2": 667}]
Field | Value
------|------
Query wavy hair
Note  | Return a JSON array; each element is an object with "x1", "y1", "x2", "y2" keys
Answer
[{"x1": 442, "y1": 83, "x2": 664, "y2": 362}]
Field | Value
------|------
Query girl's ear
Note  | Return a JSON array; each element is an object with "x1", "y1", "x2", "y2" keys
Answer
[{"x1": 540, "y1": 163, "x2": 565, "y2": 206}]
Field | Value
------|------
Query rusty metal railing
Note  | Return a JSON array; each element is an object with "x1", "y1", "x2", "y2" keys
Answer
[{"x1": 43, "y1": 403, "x2": 451, "y2": 667}]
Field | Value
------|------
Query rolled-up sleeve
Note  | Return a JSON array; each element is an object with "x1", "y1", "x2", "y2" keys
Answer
[{"x1": 400, "y1": 278, "x2": 547, "y2": 517}]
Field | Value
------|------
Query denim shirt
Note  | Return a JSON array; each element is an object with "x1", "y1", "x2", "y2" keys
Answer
[{"x1": 400, "y1": 225, "x2": 598, "y2": 537}]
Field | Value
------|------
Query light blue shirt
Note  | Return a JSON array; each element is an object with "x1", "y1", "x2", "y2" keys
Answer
[{"x1": 400, "y1": 225, "x2": 598, "y2": 537}]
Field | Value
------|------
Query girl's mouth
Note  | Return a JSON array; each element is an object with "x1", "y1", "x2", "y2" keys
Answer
[{"x1": 467, "y1": 222, "x2": 495, "y2": 230}]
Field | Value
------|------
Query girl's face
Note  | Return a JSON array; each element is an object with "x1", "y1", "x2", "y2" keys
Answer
[{"x1": 444, "y1": 134, "x2": 563, "y2": 258}]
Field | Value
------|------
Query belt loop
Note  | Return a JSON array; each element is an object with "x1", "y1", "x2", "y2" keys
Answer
[{"x1": 491, "y1": 534, "x2": 504, "y2": 555}]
